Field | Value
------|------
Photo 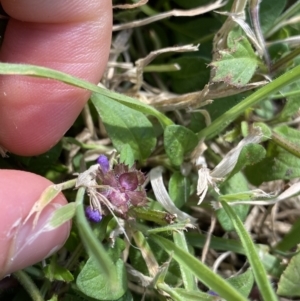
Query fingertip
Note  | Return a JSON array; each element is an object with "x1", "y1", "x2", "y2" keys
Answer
[
  {"x1": 0, "y1": 0, "x2": 112, "y2": 155},
  {"x1": 0, "y1": 170, "x2": 71, "y2": 278}
]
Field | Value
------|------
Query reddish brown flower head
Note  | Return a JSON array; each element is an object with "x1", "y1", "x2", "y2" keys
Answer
[{"x1": 98, "y1": 163, "x2": 147, "y2": 215}]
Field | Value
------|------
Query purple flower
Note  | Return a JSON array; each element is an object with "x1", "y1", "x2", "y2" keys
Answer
[
  {"x1": 85, "y1": 206, "x2": 102, "y2": 223},
  {"x1": 97, "y1": 155, "x2": 109, "y2": 173},
  {"x1": 97, "y1": 163, "x2": 147, "y2": 216}
]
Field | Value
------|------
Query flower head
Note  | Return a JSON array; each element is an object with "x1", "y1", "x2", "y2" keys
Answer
[{"x1": 97, "y1": 163, "x2": 147, "y2": 216}]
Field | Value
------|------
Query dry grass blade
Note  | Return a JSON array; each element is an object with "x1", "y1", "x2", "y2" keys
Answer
[
  {"x1": 150, "y1": 166, "x2": 197, "y2": 224},
  {"x1": 113, "y1": 0, "x2": 148, "y2": 10},
  {"x1": 152, "y1": 80, "x2": 267, "y2": 112},
  {"x1": 133, "y1": 44, "x2": 199, "y2": 92},
  {"x1": 113, "y1": 0, "x2": 226, "y2": 31}
]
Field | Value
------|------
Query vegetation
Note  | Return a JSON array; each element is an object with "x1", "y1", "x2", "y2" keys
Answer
[{"x1": 1, "y1": 0, "x2": 300, "y2": 300}]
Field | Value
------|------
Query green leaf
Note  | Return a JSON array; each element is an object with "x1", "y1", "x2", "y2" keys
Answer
[
  {"x1": 228, "y1": 143, "x2": 266, "y2": 178},
  {"x1": 169, "y1": 172, "x2": 190, "y2": 208},
  {"x1": 173, "y1": 231, "x2": 197, "y2": 291},
  {"x1": 76, "y1": 257, "x2": 127, "y2": 301},
  {"x1": 49, "y1": 202, "x2": 76, "y2": 229},
  {"x1": 149, "y1": 234, "x2": 248, "y2": 301},
  {"x1": 245, "y1": 125, "x2": 300, "y2": 185},
  {"x1": 198, "y1": 64, "x2": 300, "y2": 140},
  {"x1": 91, "y1": 94, "x2": 156, "y2": 161},
  {"x1": 189, "y1": 93, "x2": 246, "y2": 133},
  {"x1": 44, "y1": 261, "x2": 74, "y2": 283},
  {"x1": 226, "y1": 269, "x2": 254, "y2": 297},
  {"x1": 277, "y1": 246, "x2": 300, "y2": 297},
  {"x1": 168, "y1": 56, "x2": 210, "y2": 93},
  {"x1": 164, "y1": 125, "x2": 198, "y2": 166},
  {"x1": 210, "y1": 29, "x2": 259, "y2": 87},
  {"x1": 105, "y1": 238, "x2": 126, "y2": 263},
  {"x1": 119, "y1": 144, "x2": 135, "y2": 167},
  {"x1": 75, "y1": 188, "x2": 120, "y2": 292},
  {"x1": 259, "y1": 0, "x2": 286, "y2": 33},
  {"x1": 186, "y1": 233, "x2": 284, "y2": 279},
  {"x1": 277, "y1": 82, "x2": 300, "y2": 122},
  {"x1": 221, "y1": 201, "x2": 278, "y2": 301},
  {"x1": 217, "y1": 173, "x2": 250, "y2": 232}
]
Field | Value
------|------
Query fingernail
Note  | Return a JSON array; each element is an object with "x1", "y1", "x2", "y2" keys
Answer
[{"x1": 3, "y1": 203, "x2": 70, "y2": 277}]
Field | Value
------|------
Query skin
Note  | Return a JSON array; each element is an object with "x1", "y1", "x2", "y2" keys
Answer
[{"x1": 0, "y1": 0, "x2": 112, "y2": 278}]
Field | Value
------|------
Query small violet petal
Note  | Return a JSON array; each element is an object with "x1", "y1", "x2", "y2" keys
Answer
[
  {"x1": 85, "y1": 206, "x2": 102, "y2": 223},
  {"x1": 208, "y1": 290, "x2": 218, "y2": 296},
  {"x1": 119, "y1": 172, "x2": 138, "y2": 191},
  {"x1": 97, "y1": 155, "x2": 110, "y2": 173}
]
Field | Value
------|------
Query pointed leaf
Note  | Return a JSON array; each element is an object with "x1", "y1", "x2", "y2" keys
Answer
[
  {"x1": 149, "y1": 234, "x2": 248, "y2": 301},
  {"x1": 92, "y1": 94, "x2": 156, "y2": 161}
]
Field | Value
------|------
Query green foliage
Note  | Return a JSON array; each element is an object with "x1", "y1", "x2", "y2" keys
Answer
[
  {"x1": 76, "y1": 257, "x2": 127, "y2": 300},
  {"x1": 217, "y1": 172, "x2": 250, "y2": 232},
  {"x1": 277, "y1": 246, "x2": 300, "y2": 297},
  {"x1": 259, "y1": 0, "x2": 287, "y2": 33},
  {"x1": 226, "y1": 269, "x2": 254, "y2": 298},
  {"x1": 168, "y1": 56, "x2": 210, "y2": 93},
  {"x1": 164, "y1": 125, "x2": 198, "y2": 166},
  {"x1": 43, "y1": 259, "x2": 74, "y2": 283},
  {"x1": 210, "y1": 29, "x2": 259, "y2": 87},
  {"x1": 245, "y1": 125, "x2": 300, "y2": 185},
  {"x1": 91, "y1": 94, "x2": 156, "y2": 161},
  {"x1": 119, "y1": 144, "x2": 135, "y2": 167},
  {"x1": 228, "y1": 143, "x2": 266, "y2": 178},
  {"x1": 169, "y1": 172, "x2": 190, "y2": 208},
  {"x1": 3, "y1": 0, "x2": 300, "y2": 300},
  {"x1": 276, "y1": 81, "x2": 300, "y2": 122}
]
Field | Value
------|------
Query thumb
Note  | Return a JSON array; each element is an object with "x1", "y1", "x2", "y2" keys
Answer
[{"x1": 0, "y1": 170, "x2": 70, "y2": 279}]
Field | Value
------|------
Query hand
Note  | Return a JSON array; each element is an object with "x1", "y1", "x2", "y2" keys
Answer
[{"x1": 0, "y1": 0, "x2": 112, "y2": 278}]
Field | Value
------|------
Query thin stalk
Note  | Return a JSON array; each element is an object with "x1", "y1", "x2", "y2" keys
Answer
[
  {"x1": 173, "y1": 231, "x2": 197, "y2": 291},
  {"x1": 270, "y1": 89, "x2": 300, "y2": 99},
  {"x1": 271, "y1": 130, "x2": 300, "y2": 159},
  {"x1": 13, "y1": 270, "x2": 44, "y2": 301},
  {"x1": 271, "y1": 47, "x2": 300, "y2": 75},
  {"x1": 0, "y1": 63, "x2": 173, "y2": 127},
  {"x1": 265, "y1": 1, "x2": 300, "y2": 38},
  {"x1": 221, "y1": 201, "x2": 278, "y2": 301},
  {"x1": 144, "y1": 64, "x2": 180, "y2": 72},
  {"x1": 75, "y1": 187, "x2": 117, "y2": 281},
  {"x1": 198, "y1": 64, "x2": 300, "y2": 140}
]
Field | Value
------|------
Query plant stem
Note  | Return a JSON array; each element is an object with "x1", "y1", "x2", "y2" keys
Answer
[
  {"x1": 198, "y1": 64, "x2": 300, "y2": 140},
  {"x1": 271, "y1": 47, "x2": 300, "y2": 75},
  {"x1": 271, "y1": 130, "x2": 300, "y2": 159},
  {"x1": 13, "y1": 270, "x2": 44, "y2": 301},
  {"x1": 75, "y1": 187, "x2": 117, "y2": 280},
  {"x1": 265, "y1": 1, "x2": 300, "y2": 38}
]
